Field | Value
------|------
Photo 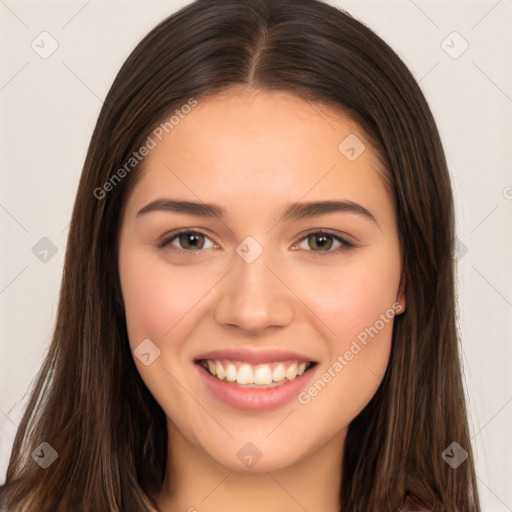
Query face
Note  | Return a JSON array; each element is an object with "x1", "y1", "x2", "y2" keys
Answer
[{"x1": 118, "y1": 88, "x2": 405, "y2": 473}]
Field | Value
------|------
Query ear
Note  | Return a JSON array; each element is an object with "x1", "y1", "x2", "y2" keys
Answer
[{"x1": 394, "y1": 274, "x2": 406, "y2": 315}]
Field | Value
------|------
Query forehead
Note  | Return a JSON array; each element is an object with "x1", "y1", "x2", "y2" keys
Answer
[{"x1": 126, "y1": 88, "x2": 392, "y2": 221}]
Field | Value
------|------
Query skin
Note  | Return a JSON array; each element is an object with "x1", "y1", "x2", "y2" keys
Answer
[{"x1": 118, "y1": 88, "x2": 405, "y2": 512}]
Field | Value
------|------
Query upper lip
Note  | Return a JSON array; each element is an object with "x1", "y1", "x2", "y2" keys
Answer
[{"x1": 194, "y1": 348, "x2": 317, "y2": 365}]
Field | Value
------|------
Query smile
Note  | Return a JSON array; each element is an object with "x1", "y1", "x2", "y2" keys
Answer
[
  {"x1": 197, "y1": 359, "x2": 315, "y2": 388},
  {"x1": 194, "y1": 356, "x2": 318, "y2": 411}
]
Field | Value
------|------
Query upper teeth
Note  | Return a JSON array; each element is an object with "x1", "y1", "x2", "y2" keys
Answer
[{"x1": 202, "y1": 360, "x2": 311, "y2": 386}]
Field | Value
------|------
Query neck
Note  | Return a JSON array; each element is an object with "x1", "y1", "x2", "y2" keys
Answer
[{"x1": 155, "y1": 420, "x2": 345, "y2": 512}]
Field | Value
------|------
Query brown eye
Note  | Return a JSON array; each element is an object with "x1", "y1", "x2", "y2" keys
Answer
[
  {"x1": 294, "y1": 231, "x2": 354, "y2": 255},
  {"x1": 159, "y1": 230, "x2": 217, "y2": 251},
  {"x1": 177, "y1": 232, "x2": 206, "y2": 250},
  {"x1": 307, "y1": 233, "x2": 334, "y2": 251}
]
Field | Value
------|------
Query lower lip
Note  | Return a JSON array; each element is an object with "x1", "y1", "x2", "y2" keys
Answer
[{"x1": 195, "y1": 363, "x2": 317, "y2": 411}]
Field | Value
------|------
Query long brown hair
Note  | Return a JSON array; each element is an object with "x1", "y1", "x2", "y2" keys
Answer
[{"x1": 0, "y1": 0, "x2": 480, "y2": 510}]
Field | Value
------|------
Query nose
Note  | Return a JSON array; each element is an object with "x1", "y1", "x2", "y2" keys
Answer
[{"x1": 213, "y1": 248, "x2": 295, "y2": 335}]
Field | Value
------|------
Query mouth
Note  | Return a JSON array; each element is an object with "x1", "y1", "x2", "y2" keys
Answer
[{"x1": 195, "y1": 359, "x2": 317, "y2": 388}]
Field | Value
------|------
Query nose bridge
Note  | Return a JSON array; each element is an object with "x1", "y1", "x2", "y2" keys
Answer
[{"x1": 213, "y1": 237, "x2": 295, "y2": 333}]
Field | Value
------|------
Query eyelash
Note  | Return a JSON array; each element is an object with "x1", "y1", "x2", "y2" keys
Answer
[{"x1": 157, "y1": 229, "x2": 355, "y2": 256}]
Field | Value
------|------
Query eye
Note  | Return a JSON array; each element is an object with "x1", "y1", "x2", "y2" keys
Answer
[
  {"x1": 157, "y1": 229, "x2": 355, "y2": 255},
  {"x1": 158, "y1": 230, "x2": 218, "y2": 252},
  {"x1": 292, "y1": 231, "x2": 354, "y2": 255}
]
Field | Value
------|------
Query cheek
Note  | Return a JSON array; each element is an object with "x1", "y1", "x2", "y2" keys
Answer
[
  {"x1": 294, "y1": 248, "x2": 400, "y2": 339},
  {"x1": 120, "y1": 250, "x2": 212, "y2": 348},
  {"x1": 330, "y1": 268, "x2": 398, "y2": 357},
  {"x1": 118, "y1": 249, "x2": 211, "y2": 416},
  {"x1": 291, "y1": 252, "x2": 400, "y2": 417}
]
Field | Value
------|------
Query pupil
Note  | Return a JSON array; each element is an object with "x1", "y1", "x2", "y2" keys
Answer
[
  {"x1": 181, "y1": 233, "x2": 203, "y2": 249},
  {"x1": 178, "y1": 234, "x2": 333, "y2": 251},
  {"x1": 310, "y1": 234, "x2": 332, "y2": 251}
]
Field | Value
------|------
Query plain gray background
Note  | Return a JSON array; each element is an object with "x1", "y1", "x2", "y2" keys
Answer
[{"x1": 1, "y1": 0, "x2": 511, "y2": 509}]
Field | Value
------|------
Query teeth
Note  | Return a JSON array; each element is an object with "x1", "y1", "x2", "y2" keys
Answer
[
  {"x1": 272, "y1": 363, "x2": 286, "y2": 382},
  {"x1": 236, "y1": 364, "x2": 253, "y2": 385},
  {"x1": 254, "y1": 365, "x2": 273, "y2": 385},
  {"x1": 285, "y1": 362, "x2": 298, "y2": 382},
  {"x1": 215, "y1": 361, "x2": 225, "y2": 381},
  {"x1": 201, "y1": 359, "x2": 312, "y2": 386},
  {"x1": 225, "y1": 362, "x2": 237, "y2": 382}
]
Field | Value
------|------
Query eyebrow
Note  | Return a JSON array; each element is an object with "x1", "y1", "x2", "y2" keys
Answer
[{"x1": 136, "y1": 199, "x2": 379, "y2": 226}]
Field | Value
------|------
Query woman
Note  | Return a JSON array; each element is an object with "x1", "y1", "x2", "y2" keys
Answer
[{"x1": 0, "y1": 0, "x2": 480, "y2": 510}]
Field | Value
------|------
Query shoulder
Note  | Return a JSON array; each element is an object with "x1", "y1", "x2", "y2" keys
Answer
[{"x1": 400, "y1": 492, "x2": 434, "y2": 511}]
